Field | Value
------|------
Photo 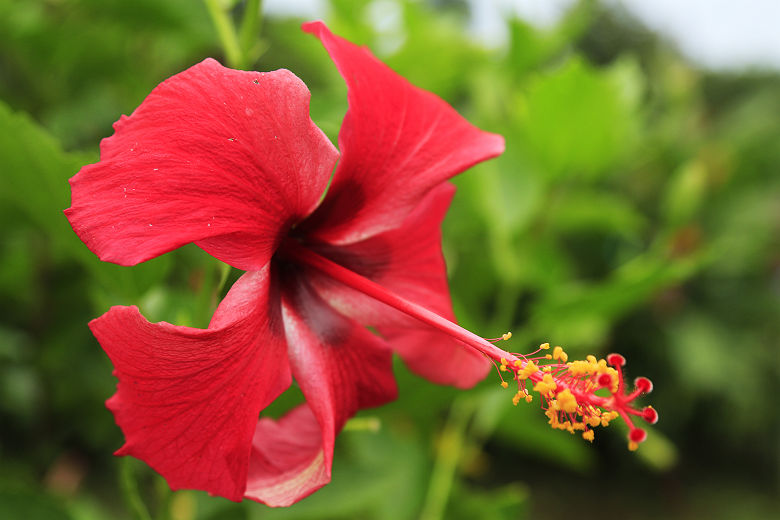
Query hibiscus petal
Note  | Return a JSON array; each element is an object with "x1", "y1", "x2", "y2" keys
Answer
[
  {"x1": 300, "y1": 21, "x2": 504, "y2": 244},
  {"x1": 66, "y1": 58, "x2": 337, "y2": 270},
  {"x1": 245, "y1": 405, "x2": 327, "y2": 507},
  {"x1": 90, "y1": 268, "x2": 291, "y2": 501},
  {"x1": 308, "y1": 183, "x2": 489, "y2": 388},
  {"x1": 243, "y1": 275, "x2": 397, "y2": 506}
]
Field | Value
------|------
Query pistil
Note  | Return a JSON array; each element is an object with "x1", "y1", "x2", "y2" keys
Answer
[{"x1": 282, "y1": 241, "x2": 658, "y2": 449}]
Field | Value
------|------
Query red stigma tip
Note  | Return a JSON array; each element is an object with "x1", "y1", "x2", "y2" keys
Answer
[
  {"x1": 635, "y1": 377, "x2": 653, "y2": 394},
  {"x1": 607, "y1": 353, "x2": 626, "y2": 367},
  {"x1": 597, "y1": 373, "x2": 613, "y2": 387},
  {"x1": 642, "y1": 406, "x2": 659, "y2": 424},
  {"x1": 629, "y1": 428, "x2": 647, "y2": 443}
]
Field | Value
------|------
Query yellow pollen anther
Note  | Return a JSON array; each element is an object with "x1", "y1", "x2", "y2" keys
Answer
[
  {"x1": 500, "y1": 381, "x2": 509, "y2": 389},
  {"x1": 540, "y1": 342, "x2": 550, "y2": 350},
  {"x1": 628, "y1": 441, "x2": 639, "y2": 451},
  {"x1": 533, "y1": 373, "x2": 557, "y2": 396},
  {"x1": 519, "y1": 360, "x2": 539, "y2": 380},
  {"x1": 601, "y1": 411, "x2": 619, "y2": 427},
  {"x1": 556, "y1": 388, "x2": 578, "y2": 414},
  {"x1": 552, "y1": 346, "x2": 568, "y2": 363},
  {"x1": 583, "y1": 430, "x2": 595, "y2": 442},
  {"x1": 502, "y1": 332, "x2": 512, "y2": 341}
]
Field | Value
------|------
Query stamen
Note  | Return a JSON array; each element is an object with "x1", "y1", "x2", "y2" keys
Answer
[
  {"x1": 485, "y1": 332, "x2": 513, "y2": 343},
  {"x1": 488, "y1": 357, "x2": 509, "y2": 388}
]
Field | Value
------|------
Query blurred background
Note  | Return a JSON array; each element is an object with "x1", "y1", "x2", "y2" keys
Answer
[{"x1": 1, "y1": 0, "x2": 778, "y2": 518}]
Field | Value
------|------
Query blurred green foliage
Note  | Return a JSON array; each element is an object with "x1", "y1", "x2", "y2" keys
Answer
[{"x1": 1, "y1": 1, "x2": 778, "y2": 519}]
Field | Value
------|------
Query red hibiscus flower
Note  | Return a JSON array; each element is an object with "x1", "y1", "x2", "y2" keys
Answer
[
  {"x1": 67, "y1": 20, "x2": 659, "y2": 507},
  {"x1": 65, "y1": 22, "x2": 504, "y2": 506}
]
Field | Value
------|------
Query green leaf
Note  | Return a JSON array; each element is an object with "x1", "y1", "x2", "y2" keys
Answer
[
  {"x1": 633, "y1": 426, "x2": 678, "y2": 471},
  {"x1": 547, "y1": 189, "x2": 647, "y2": 238},
  {"x1": 662, "y1": 159, "x2": 708, "y2": 226},
  {"x1": 387, "y1": 2, "x2": 487, "y2": 101},
  {"x1": 447, "y1": 483, "x2": 528, "y2": 520},
  {"x1": 0, "y1": 100, "x2": 94, "y2": 261},
  {"x1": 506, "y1": 0, "x2": 592, "y2": 79},
  {"x1": 528, "y1": 252, "x2": 700, "y2": 347},
  {"x1": 492, "y1": 393, "x2": 594, "y2": 472},
  {"x1": 516, "y1": 56, "x2": 642, "y2": 179},
  {"x1": 0, "y1": 490, "x2": 72, "y2": 520}
]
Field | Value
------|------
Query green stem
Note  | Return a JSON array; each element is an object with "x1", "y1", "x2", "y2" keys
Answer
[
  {"x1": 119, "y1": 458, "x2": 152, "y2": 520},
  {"x1": 216, "y1": 260, "x2": 233, "y2": 295},
  {"x1": 419, "y1": 397, "x2": 474, "y2": 520},
  {"x1": 203, "y1": 0, "x2": 244, "y2": 69},
  {"x1": 343, "y1": 416, "x2": 381, "y2": 432},
  {"x1": 194, "y1": 258, "x2": 233, "y2": 327},
  {"x1": 239, "y1": 0, "x2": 263, "y2": 57},
  {"x1": 154, "y1": 475, "x2": 173, "y2": 520}
]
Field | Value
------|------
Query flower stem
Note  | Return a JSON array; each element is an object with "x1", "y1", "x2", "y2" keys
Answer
[
  {"x1": 420, "y1": 396, "x2": 473, "y2": 520},
  {"x1": 203, "y1": 0, "x2": 244, "y2": 69},
  {"x1": 119, "y1": 458, "x2": 152, "y2": 520},
  {"x1": 239, "y1": 0, "x2": 263, "y2": 58}
]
